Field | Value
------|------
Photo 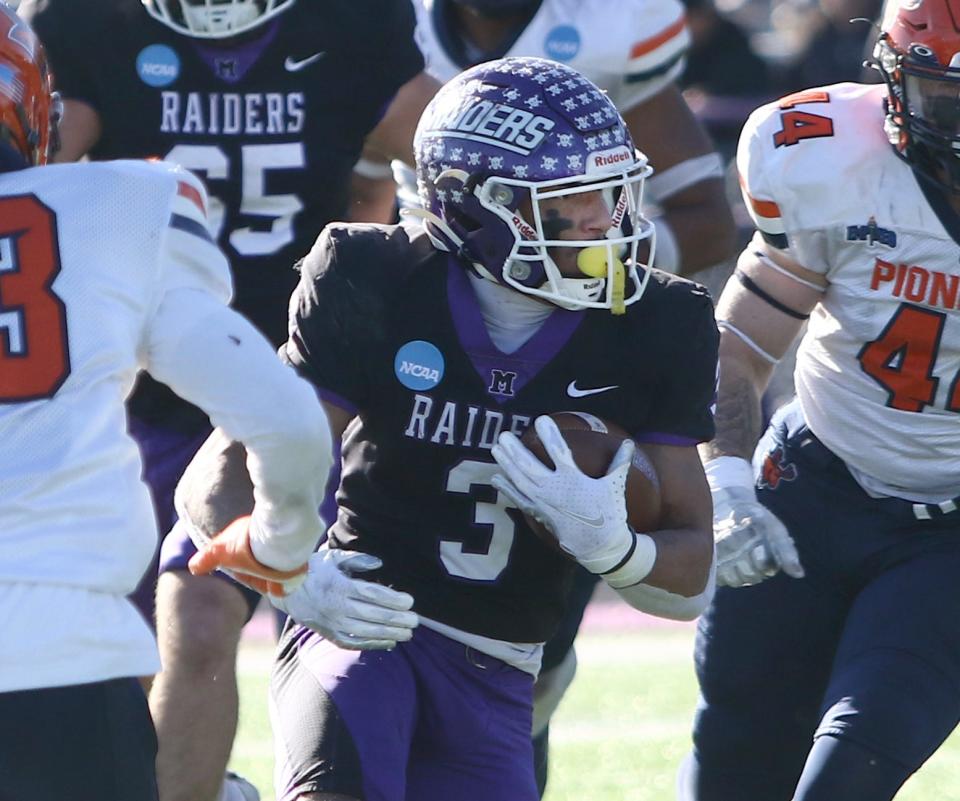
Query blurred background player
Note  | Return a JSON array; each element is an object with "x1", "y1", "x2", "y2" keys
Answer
[
  {"x1": 346, "y1": 2, "x2": 737, "y2": 793},
  {"x1": 679, "y1": 0, "x2": 960, "y2": 799},
  {"x1": 0, "y1": 5, "x2": 414, "y2": 799},
  {"x1": 176, "y1": 56, "x2": 718, "y2": 801},
  {"x1": 354, "y1": 0, "x2": 736, "y2": 277},
  {"x1": 17, "y1": 1, "x2": 434, "y2": 799}
]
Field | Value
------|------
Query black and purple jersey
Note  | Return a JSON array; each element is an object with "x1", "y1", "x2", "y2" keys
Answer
[
  {"x1": 24, "y1": 0, "x2": 423, "y2": 428},
  {"x1": 282, "y1": 223, "x2": 718, "y2": 643}
]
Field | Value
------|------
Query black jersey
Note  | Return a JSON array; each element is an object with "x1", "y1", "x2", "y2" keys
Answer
[
  {"x1": 24, "y1": 0, "x2": 423, "y2": 428},
  {"x1": 282, "y1": 224, "x2": 718, "y2": 643}
]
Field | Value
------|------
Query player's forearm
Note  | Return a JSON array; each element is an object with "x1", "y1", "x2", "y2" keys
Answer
[
  {"x1": 641, "y1": 525, "x2": 714, "y2": 597},
  {"x1": 192, "y1": 354, "x2": 330, "y2": 570},
  {"x1": 610, "y1": 526, "x2": 715, "y2": 620},
  {"x1": 700, "y1": 335, "x2": 772, "y2": 463},
  {"x1": 155, "y1": 296, "x2": 332, "y2": 570}
]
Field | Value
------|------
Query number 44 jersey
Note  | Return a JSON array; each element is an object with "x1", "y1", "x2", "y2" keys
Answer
[{"x1": 739, "y1": 82, "x2": 960, "y2": 501}]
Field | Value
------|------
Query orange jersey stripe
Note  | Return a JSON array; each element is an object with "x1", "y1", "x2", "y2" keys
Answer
[
  {"x1": 177, "y1": 180, "x2": 206, "y2": 216},
  {"x1": 630, "y1": 15, "x2": 686, "y2": 59},
  {"x1": 739, "y1": 176, "x2": 781, "y2": 219}
]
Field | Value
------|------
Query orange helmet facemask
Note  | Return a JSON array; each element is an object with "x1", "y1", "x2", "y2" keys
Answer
[
  {"x1": 0, "y1": 2, "x2": 61, "y2": 168},
  {"x1": 872, "y1": 0, "x2": 960, "y2": 192}
]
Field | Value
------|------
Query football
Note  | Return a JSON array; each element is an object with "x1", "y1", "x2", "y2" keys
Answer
[{"x1": 519, "y1": 411, "x2": 662, "y2": 558}]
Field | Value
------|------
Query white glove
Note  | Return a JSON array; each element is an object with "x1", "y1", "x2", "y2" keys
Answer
[
  {"x1": 271, "y1": 546, "x2": 419, "y2": 650},
  {"x1": 490, "y1": 415, "x2": 635, "y2": 574},
  {"x1": 707, "y1": 457, "x2": 804, "y2": 587}
]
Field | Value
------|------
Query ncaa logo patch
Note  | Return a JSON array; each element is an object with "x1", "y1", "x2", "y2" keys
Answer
[
  {"x1": 137, "y1": 44, "x2": 180, "y2": 88},
  {"x1": 395, "y1": 341, "x2": 445, "y2": 391},
  {"x1": 544, "y1": 25, "x2": 581, "y2": 61}
]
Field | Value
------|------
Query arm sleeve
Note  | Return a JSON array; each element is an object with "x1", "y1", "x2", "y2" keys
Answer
[
  {"x1": 147, "y1": 291, "x2": 332, "y2": 571},
  {"x1": 146, "y1": 174, "x2": 333, "y2": 570},
  {"x1": 615, "y1": 556, "x2": 715, "y2": 620},
  {"x1": 638, "y1": 286, "x2": 719, "y2": 445}
]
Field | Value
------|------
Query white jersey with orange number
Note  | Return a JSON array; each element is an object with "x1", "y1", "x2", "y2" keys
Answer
[
  {"x1": 0, "y1": 160, "x2": 230, "y2": 688},
  {"x1": 738, "y1": 82, "x2": 960, "y2": 502},
  {"x1": 0, "y1": 159, "x2": 329, "y2": 691}
]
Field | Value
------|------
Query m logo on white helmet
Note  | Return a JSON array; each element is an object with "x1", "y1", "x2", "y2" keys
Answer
[{"x1": 432, "y1": 99, "x2": 556, "y2": 156}]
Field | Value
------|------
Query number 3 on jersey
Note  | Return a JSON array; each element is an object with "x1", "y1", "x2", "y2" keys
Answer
[
  {"x1": 441, "y1": 459, "x2": 518, "y2": 581},
  {"x1": 0, "y1": 196, "x2": 70, "y2": 403}
]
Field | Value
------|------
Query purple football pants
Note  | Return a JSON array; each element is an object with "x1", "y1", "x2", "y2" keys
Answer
[
  {"x1": 271, "y1": 624, "x2": 539, "y2": 801},
  {"x1": 126, "y1": 417, "x2": 211, "y2": 627}
]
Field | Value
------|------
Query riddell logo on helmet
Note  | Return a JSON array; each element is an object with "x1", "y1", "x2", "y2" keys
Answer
[
  {"x1": 511, "y1": 215, "x2": 536, "y2": 239},
  {"x1": 593, "y1": 152, "x2": 630, "y2": 167},
  {"x1": 587, "y1": 145, "x2": 634, "y2": 175}
]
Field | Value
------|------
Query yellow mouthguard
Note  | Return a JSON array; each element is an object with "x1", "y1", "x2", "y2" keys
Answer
[{"x1": 577, "y1": 246, "x2": 626, "y2": 315}]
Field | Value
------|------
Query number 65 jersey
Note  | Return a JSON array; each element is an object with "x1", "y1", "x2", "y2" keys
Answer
[{"x1": 739, "y1": 82, "x2": 960, "y2": 501}]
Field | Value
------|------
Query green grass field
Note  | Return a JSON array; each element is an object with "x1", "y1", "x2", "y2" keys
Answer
[{"x1": 230, "y1": 620, "x2": 960, "y2": 800}]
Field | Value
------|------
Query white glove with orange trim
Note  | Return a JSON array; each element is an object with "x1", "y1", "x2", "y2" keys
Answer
[{"x1": 189, "y1": 517, "x2": 418, "y2": 650}]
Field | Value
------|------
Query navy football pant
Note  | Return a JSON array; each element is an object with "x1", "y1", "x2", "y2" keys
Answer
[
  {"x1": 0, "y1": 678, "x2": 158, "y2": 801},
  {"x1": 681, "y1": 400, "x2": 960, "y2": 801}
]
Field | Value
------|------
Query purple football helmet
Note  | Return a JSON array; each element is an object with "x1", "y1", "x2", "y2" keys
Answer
[{"x1": 412, "y1": 56, "x2": 655, "y2": 312}]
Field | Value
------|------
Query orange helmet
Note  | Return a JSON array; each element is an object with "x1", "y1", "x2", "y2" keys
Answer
[
  {"x1": 0, "y1": 2, "x2": 60, "y2": 167},
  {"x1": 873, "y1": 0, "x2": 960, "y2": 190}
]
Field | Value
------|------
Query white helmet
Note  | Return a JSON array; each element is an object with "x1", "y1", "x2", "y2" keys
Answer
[{"x1": 143, "y1": 0, "x2": 296, "y2": 39}]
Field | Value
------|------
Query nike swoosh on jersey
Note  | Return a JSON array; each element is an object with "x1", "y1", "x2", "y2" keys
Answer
[
  {"x1": 284, "y1": 52, "x2": 325, "y2": 71},
  {"x1": 566, "y1": 381, "x2": 619, "y2": 398}
]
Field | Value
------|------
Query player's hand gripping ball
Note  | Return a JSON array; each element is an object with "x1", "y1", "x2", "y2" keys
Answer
[{"x1": 518, "y1": 411, "x2": 661, "y2": 557}]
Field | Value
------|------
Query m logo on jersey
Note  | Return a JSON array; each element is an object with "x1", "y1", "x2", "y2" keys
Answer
[
  {"x1": 214, "y1": 57, "x2": 239, "y2": 81},
  {"x1": 395, "y1": 340, "x2": 445, "y2": 391},
  {"x1": 432, "y1": 100, "x2": 556, "y2": 155},
  {"x1": 846, "y1": 217, "x2": 896, "y2": 249},
  {"x1": 758, "y1": 446, "x2": 797, "y2": 490},
  {"x1": 488, "y1": 369, "x2": 518, "y2": 397},
  {"x1": 137, "y1": 44, "x2": 180, "y2": 88}
]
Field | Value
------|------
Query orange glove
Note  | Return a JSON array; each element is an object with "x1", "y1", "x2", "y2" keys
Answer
[{"x1": 188, "y1": 515, "x2": 307, "y2": 597}]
